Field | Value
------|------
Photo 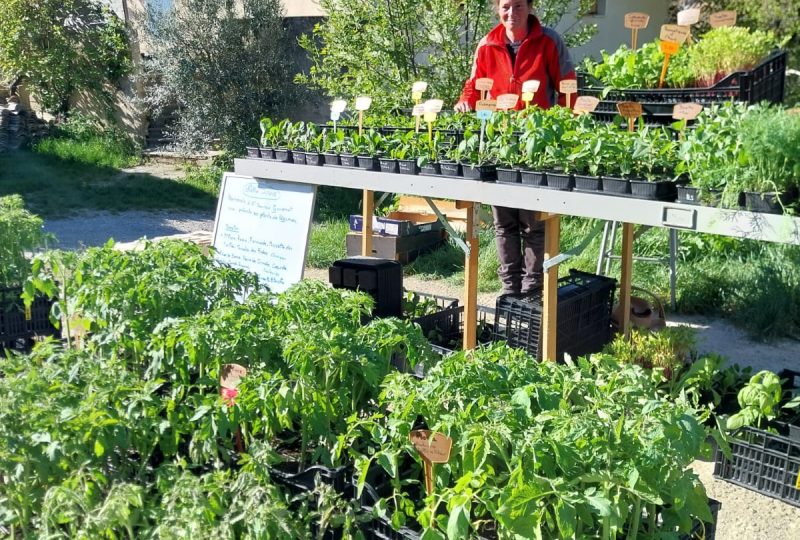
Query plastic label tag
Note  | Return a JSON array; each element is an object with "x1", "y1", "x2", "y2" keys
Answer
[
  {"x1": 496, "y1": 93, "x2": 519, "y2": 110},
  {"x1": 330, "y1": 111, "x2": 340, "y2": 121},
  {"x1": 423, "y1": 112, "x2": 438, "y2": 123},
  {"x1": 660, "y1": 24, "x2": 690, "y2": 44},
  {"x1": 559, "y1": 79, "x2": 577, "y2": 94},
  {"x1": 410, "y1": 430, "x2": 452, "y2": 464},
  {"x1": 710, "y1": 10, "x2": 737, "y2": 28},
  {"x1": 617, "y1": 101, "x2": 642, "y2": 118},
  {"x1": 677, "y1": 8, "x2": 701, "y2": 26},
  {"x1": 522, "y1": 79, "x2": 541, "y2": 93},
  {"x1": 220, "y1": 363, "x2": 247, "y2": 389},
  {"x1": 355, "y1": 96, "x2": 372, "y2": 111},
  {"x1": 573, "y1": 96, "x2": 600, "y2": 114},
  {"x1": 424, "y1": 99, "x2": 444, "y2": 113},
  {"x1": 411, "y1": 104, "x2": 425, "y2": 117},
  {"x1": 331, "y1": 99, "x2": 347, "y2": 113},
  {"x1": 521, "y1": 91, "x2": 534, "y2": 102},
  {"x1": 25, "y1": 305, "x2": 31, "y2": 321},
  {"x1": 672, "y1": 102, "x2": 703, "y2": 121},
  {"x1": 412, "y1": 91, "x2": 423, "y2": 101},
  {"x1": 624, "y1": 12, "x2": 650, "y2": 29},
  {"x1": 475, "y1": 78, "x2": 494, "y2": 91},
  {"x1": 476, "y1": 110, "x2": 492, "y2": 120},
  {"x1": 660, "y1": 40, "x2": 681, "y2": 55},
  {"x1": 412, "y1": 80, "x2": 428, "y2": 95}
]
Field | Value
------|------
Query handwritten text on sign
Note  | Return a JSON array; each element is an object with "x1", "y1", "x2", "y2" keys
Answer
[
  {"x1": 213, "y1": 174, "x2": 315, "y2": 293},
  {"x1": 410, "y1": 430, "x2": 453, "y2": 463},
  {"x1": 624, "y1": 12, "x2": 650, "y2": 30}
]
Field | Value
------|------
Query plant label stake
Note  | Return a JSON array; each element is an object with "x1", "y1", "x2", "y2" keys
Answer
[
  {"x1": 658, "y1": 25, "x2": 689, "y2": 88},
  {"x1": 412, "y1": 104, "x2": 425, "y2": 133},
  {"x1": 331, "y1": 99, "x2": 347, "y2": 134},
  {"x1": 423, "y1": 99, "x2": 443, "y2": 155},
  {"x1": 573, "y1": 96, "x2": 599, "y2": 115},
  {"x1": 624, "y1": 12, "x2": 650, "y2": 50},
  {"x1": 410, "y1": 429, "x2": 452, "y2": 524},
  {"x1": 220, "y1": 363, "x2": 247, "y2": 452},
  {"x1": 617, "y1": 101, "x2": 642, "y2": 133},
  {"x1": 522, "y1": 79, "x2": 540, "y2": 108},
  {"x1": 355, "y1": 96, "x2": 372, "y2": 136},
  {"x1": 672, "y1": 103, "x2": 703, "y2": 140},
  {"x1": 475, "y1": 78, "x2": 494, "y2": 101},
  {"x1": 559, "y1": 79, "x2": 577, "y2": 109},
  {"x1": 412, "y1": 81, "x2": 428, "y2": 132},
  {"x1": 710, "y1": 10, "x2": 737, "y2": 28},
  {"x1": 677, "y1": 8, "x2": 700, "y2": 43},
  {"x1": 475, "y1": 99, "x2": 497, "y2": 157}
]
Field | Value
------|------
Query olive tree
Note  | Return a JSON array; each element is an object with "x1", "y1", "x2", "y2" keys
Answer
[
  {"x1": 141, "y1": 0, "x2": 297, "y2": 153},
  {"x1": 296, "y1": 0, "x2": 597, "y2": 112},
  {"x1": 0, "y1": 0, "x2": 130, "y2": 116}
]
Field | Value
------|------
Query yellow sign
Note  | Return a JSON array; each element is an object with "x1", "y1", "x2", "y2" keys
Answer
[{"x1": 660, "y1": 40, "x2": 681, "y2": 55}]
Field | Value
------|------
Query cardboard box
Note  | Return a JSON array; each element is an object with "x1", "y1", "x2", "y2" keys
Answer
[
  {"x1": 346, "y1": 229, "x2": 446, "y2": 264},
  {"x1": 348, "y1": 211, "x2": 444, "y2": 236}
]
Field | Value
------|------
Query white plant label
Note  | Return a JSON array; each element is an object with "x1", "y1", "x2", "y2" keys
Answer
[
  {"x1": 355, "y1": 96, "x2": 372, "y2": 111},
  {"x1": 496, "y1": 94, "x2": 519, "y2": 110},
  {"x1": 522, "y1": 79, "x2": 541, "y2": 93},
  {"x1": 424, "y1": 99, "x2": 443, "y2": 113},
  {"x1": 331, "y1": 99, "x2": 347, "y2": 113},
  {"x1": 677, "y1": 8, "x2": 700, "y2": 26}
]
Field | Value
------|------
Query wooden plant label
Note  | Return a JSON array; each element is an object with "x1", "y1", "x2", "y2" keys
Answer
[
  {"x1": 677, "y1": 8, "x2": 701, "y2": 26},
  {"x1": 617, "y1": 101, "x2": 642, "y2": 118},
  {"x1": 331, "y1": 99, "x2": 347, "y2": 113},
  {"x1": 624, "y1": 12, "x2": 650, "y2": 30},
  {"x1": 496, "y1": 93, "x2": 519, "y2": 110},
  {"x1": 409, "y1": 430, "x2": 453, "y2": 464},
  {"x1": 411, "y1": 104, "x2": 425, "y2": 117},
  {"x1": 709, "y1": 10, "x2": 737, "y2": 28},
  {"x1": 660, "y1": 24, "x2": 691, "y2": 44},
  {"x1": 475, "y1": 99, "x2": 497, "y2": 112},
  {"x1": 355, "y1": 96, "x2": 372, "y2": 111},
  {"x1": 660, "y1": 40, "x2": 681, "y2": 55},
  {"x1": 522, "y1": 79, "x2": 541, "y2": 93},
  {"x1": 220, "y1": 363, "x2": 247, "y2": 389},
  {"x1": 573, "y1": 96, "x2": 599, "y2": 114},
  {"x1": 559, "y1": 79, "x2": 577, "y2": 95},
  {"x1": 424, "y1": 99, "x2": 444, "y2": 113},
  {"x1": 475, "y1": 78, "x2": 494, "y2": 92},
  {"x1": 672, "y1": 102, "x2": 703, "y2": 121}
]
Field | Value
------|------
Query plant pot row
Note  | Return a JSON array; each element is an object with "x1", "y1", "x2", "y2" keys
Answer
[{"x1": 676, "y1": 186, "x2": 799, "y2": 214}]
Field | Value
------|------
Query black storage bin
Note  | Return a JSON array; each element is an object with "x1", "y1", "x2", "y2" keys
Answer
[
  {"x1": 329, "y1": 257, "x2": 403, "y2": 317},
  {"x1": 409, "y1": 292, "x2": 493, "y2": 352},
  {"x1": 492, "y1": 270, "x2": 616, "y2": 361},
  {"x1": 1, "y1": 286, "x2": 58, "y2": 353}
]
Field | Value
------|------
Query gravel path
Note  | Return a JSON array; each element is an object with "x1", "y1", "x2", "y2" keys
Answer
[{"x1": 44, "y1": 214, "x2": 800, "y2": 537}]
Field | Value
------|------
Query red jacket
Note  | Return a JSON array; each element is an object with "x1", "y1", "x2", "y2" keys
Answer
[{"x1": 458, "y1": 15, "x2": 576, "y2": 110}]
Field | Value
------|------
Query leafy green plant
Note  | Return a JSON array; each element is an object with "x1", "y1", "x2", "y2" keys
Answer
[
  {"x1": 727, "y1": 370, "x2": 800, "y2": 430},
  {"x1": 0, "y1": 195, "x2": 53, "y2": 286},
  {"x1": 604, "y1": 326, "x2": 697, "y2": 380},
  {"x1": 582, "y1": 42, "x2": 692, "y2": 90},
  {"x1": 687, "y1": 26, "x2": 779, "y2": 86}
]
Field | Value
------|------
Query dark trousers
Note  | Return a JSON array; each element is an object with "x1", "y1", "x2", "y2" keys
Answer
[{"x1": 492, "y1": 206, "x2": 544, "y2": 294}]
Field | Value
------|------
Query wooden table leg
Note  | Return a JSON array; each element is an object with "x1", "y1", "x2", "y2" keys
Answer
[
  {"x1": 361, "y1": 189, "x2": 374, "y2": 256},
  {"x1": 619, "y1": 222, "x2": 635, "y2": 338},
  {"x1": 542, "y1": 214, "x2": 560, "y2": 362},
  {"x1": 463, "y1": 202, "x2": 480, "y2": 350}
]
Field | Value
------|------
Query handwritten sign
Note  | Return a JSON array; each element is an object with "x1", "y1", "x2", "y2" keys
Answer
[
  {"x1": 709, "y1": 10, "x2": 737, "y2": 28},
  {"x1": 496, "y1": 94, "x2": 519, "y2": 110},
  {"x1": 559, "y1": 80, "x2": 577, "y2": 94},
  {"x1": 624, "y1": 12, "x2": 650, "y2": 29},
  {"x1": 410, "y1": 430, "x2": 453, "y2": 464},
  {"x1": 424, "y1": 99, "x2": 444, "y2": 113},
  {"x1": 475, "y1": 78, "x2": 494, "y2": 92},
  {"x1": 617, "y1": 101, "x2": 642, "y2": 118},
  {"x1": 677, "y1": 8, "x2": 701, "y2": 26},
  {"x1": 220, "y1": 363, "x2": 247, "y2": 389},
  {"x1": 660, "y1": 24, "x2": 691, "y2": 44},
  {"x1": 411, "y1": 104, "x2": 425, "y2": 116},
  {"x1": 213, "y1": 174, "x2": 315, "y2": 293},
  {"x1": 522, "y1": 80, "x2": 541, "y2": 93},
  {"x1": 475, "y1": 99, "x2": 497, "y2": 112},
  {"x1": 573, "y1": 96, "x2": 600, "y2": 114},
  {"x1": 673, "y1": 102, "x2": 703, "y2": 121}
]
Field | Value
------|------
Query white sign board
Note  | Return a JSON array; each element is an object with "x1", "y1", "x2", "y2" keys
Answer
[{"x1": 212, "y1": 173, "x2": 315, "y2": 293}]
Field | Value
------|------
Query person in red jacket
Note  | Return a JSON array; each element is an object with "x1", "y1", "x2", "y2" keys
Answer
[{"x1": 455, "y1": 0, "x2": 575, "y2": 296}]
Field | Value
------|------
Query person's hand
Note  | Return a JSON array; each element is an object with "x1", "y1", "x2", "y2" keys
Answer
[{"x1": 454, "y1": 101, "x2": 471, "y2": 113}]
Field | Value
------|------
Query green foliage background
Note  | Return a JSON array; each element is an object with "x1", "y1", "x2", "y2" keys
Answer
[{"x1": 0, "y1": 0, "x2": 130, "y2": 116}]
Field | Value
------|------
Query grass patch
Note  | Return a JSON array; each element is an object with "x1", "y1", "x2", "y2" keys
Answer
[{"x1": 307, "y1": 220, "x2": 349, "y2": 268}]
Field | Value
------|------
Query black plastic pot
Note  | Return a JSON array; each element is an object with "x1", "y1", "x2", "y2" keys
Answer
[
  {"x1": 339, "y1": 153, "x2": 357, "y2": 168},
  {"x1": 379, "y1": 157, "x2": 399, "y2": 174},
  {"x1": 439, "y1": 160, "x2": 462, "y2": 177},
  {"x1": 573, "y1": 174, "x2": 602, "y2": 192},
  {"x1": 259, "y1": 146, "x2": 276, "y2": 160},
  {"x1": 292, "y1": 149, "x2": 307, "y2": 165},
  {"x1": 305, "y1": 152, "x2": 324, "y2": 166},
  {"x1": 496, "y1": 167, "x2": 521, "y2": 184},
  {"x1": 602, "y1": 176, "x2": 632, "y2": 195},
  {"x1": 676, "y1": 186, "x2": 722, "y2": 206},
  {"x1": 274, "y1": 148, "x2": 293, "y2": 163},
  {"x1": 322, "y1": 152, "x2": 340, "y2": 166},
  {"x1": 742, "y1": 190, "x2": 795, "y2": 214},
  {"x1": 545, "y1": 170, "x2": 575, "y2": 191},
  {"x1": 520, "y1": 169, "x2": 547, "y2": 186},
  {"x1": 420, "y1": 162, "x2": 441, "y2": 176},
  {"x1": 629, "y1": 179, "x2": 678, "y2": 201},
  {"x1": 397, "y1": 159, "x2": 418, "y2": 175},
  {"x1": 461, "y1": 163, "x2": 496, "y2": 181},
  {"x1": 245, "y1": 146, "x2": 260, "y2": 159},
  {"x1": 356, "y1": 155, "x2": 379, "y2": 171}
]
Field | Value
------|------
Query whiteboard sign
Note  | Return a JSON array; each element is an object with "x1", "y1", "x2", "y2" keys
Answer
[{"x1": 212, "y1": 173, "x2": 315, "y2": 293}]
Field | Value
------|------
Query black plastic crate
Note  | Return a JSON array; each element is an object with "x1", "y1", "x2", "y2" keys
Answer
[
  {"x1": 329, "y1": 258, "x2": 403, "y2": 318},
  {"x1": 713, "y1": 425, "x2": 800, "y2": 507},
  {"x1": 493, "y1": 270, "x2": 616, "y2": 361},
  {"x1": 0, "y1": 286, "x2": 57, "y2": 349},
  {"x1": 270, "y1": 461, "x2": 353, "y2": 497},
  {"x1": 408, "y1": 291, "x2": 493, "y2": 351},
  {"x1": 579, "y1": 50, "x2": 787, "y2": 125}
]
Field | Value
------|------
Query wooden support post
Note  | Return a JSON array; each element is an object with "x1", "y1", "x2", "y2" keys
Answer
[
  {"x1": 542, "y1": 214, "x2": 561, "y2": 362},
  {"x1": 619, "y1": 222, "x2": 635, "y2": 338},
  {"x1": 463, "y1": 202, "x2": 479, "y2": 350},
  {"x1": 361, "y1": 189, "x2": 374, "y2": 256}
]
